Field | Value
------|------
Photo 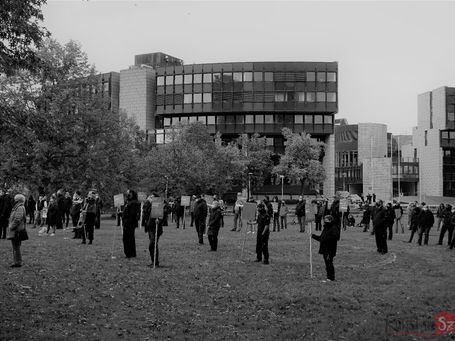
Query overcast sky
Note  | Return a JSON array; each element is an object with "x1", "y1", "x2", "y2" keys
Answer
[{"x1": 42, "y1": 1, "x2": 455, "y2": 135}]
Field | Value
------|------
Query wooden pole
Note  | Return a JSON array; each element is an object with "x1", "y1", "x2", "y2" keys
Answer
[
  {"x1": 309, "y1": 221, "x2": 313, "y2": 278},
  {"x1": 154, "y1": 219, "x2": 158, "y2": 268}
]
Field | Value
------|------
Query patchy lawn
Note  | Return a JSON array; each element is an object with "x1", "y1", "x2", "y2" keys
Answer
[{"x1": 1, "y1": 215, "x2": 454, "y2": 340}]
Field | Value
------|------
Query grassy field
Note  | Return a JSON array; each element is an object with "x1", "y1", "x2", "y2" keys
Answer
[{"x1": 1, "y1": 214, "x2": 454, "y2": 340}]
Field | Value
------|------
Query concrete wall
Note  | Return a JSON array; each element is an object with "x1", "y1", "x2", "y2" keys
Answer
[
  {"x1": 119, "y1": 66, "x2": 155, "y2": 131},
  {"x1": 322, "y1": 134, "x2": 335, "y2": 197},
  {"x1": 362, "y1": 157, "x2": 392, "y2": 202},
  {"x1": 358, "y1": 123, "x2": 388, "y2": 162},
  {"x1": 414, "y1": 87, "x2": 445, "y2": 196}
]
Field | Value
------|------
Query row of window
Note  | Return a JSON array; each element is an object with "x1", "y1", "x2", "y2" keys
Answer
[
  {"x1": 392, "y1": 165, "x2": 419, "y2": 175},
  {"x1": 335, "y1": 168, "x2": 361, "y2": 180},
  {"x1": 157, "y1": 91, "x2": 337, "y2": 105},
  {"x1": 160, "y1": 114, "x2": 333, "y2": 127},
  {"x1": 157, "y1": 71, "x2": 337, "y2": 86},
  {"x1": 336, "y1": 151, "x2": 359, "y2": 168}
]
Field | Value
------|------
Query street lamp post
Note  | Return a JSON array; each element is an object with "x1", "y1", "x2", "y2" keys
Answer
[
  {"x1": 248, "y1": 172, "x2": 253, "y2": 201},
  {"x1": 280, "y1": 175, "x2": 285, "y2": 200}
]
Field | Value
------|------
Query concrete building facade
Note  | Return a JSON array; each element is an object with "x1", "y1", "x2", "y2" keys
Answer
[{"x1": 414, "y1": 86, "x2": 455, "y2": 197}]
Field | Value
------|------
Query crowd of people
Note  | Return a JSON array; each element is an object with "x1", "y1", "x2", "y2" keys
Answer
[{"x1": 3, "y1": 186, "x2": 454, "y2": 281}]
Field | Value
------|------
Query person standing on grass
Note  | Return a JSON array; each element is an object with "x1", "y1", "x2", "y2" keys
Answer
[
  {"x1": 80, "y1": 191, "x2": 97, "y2": 245},
  {"x1": 193, "y1": 194, "x2": 208, "y2": 244},
  {"x1": 174, "y1": 197, "x2": 185, "y2": 229},
  {"x1": 232, "y1": 197, "x2": 243, "y2": 232},
  {"x1": 56, "y1": 189, "x2": 65, "y2": 230},
  {"x1": 417, "y1": 204, "x2": 434, "y2": 246},
  {"x1": 34, "y1": 194, "x2": 47, "y2": 229},
  {"x1": 392, "y1": 201, "x2": 404, "y2": 234},
  {"x1": 0, "y1": 189, "x2": 13, "y2": 239},
  {"x1": 279, "y1": 199, "x2": 289, "y2": 230},
  {"x1": 7, "y1": 194, "x2": 27, "y2": 268},
  {"x1": 122, "y1": 190, "x2": 141, "y2": 258},
  {"x1": 70, "y1": 191, "x2": 83, "y2": 238},
  {"x1": 143, "y1": 193, "x2": 164, "y2": 267},
  {"x1": 295, "y1": 195, "x2": 306, "y2": 233},
  {"x1": 385, "y1": 202, "x2": 395, "y2": 241},
  {"x1": 438, "y1": 204, "x2": 454, "y2": 246},
  {"x1": 45, "y1": 195, "x2": 58, "y2": 236},
  {"x1": 63, "y1": 192, "x2": 72, "y2": 228},
  {"x1": 435, "y1": 203, "x2": 445, "y2": 232},
  {"x1": 189, "y1": 195, "x2": 196, "y2": 227},
  {"x1": 255, "y1": 202, "x2": 270, "y2": 264},
  {"x1": 207, "y1": 200, "x2": 223, "y2": 251},
  {"x1": 271, "y1": 196, "x2": 280, "y2": 232},
  {"x1": 373, "y1": 200, "x2": 388, "y2": 254},
  {"x1": 408, "y1": 202, "x2": 423, "y2": 243},
  {"x1": 312, "y1": 214, "x2": 340, "y2": 282},
  {"x1": 26, "y1": 194, "x2": 36, "y2": 225}
]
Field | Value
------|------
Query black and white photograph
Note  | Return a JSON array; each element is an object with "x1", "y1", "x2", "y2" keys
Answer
[{"x1": 1, "y1": 0, "x2": 455, "y2": 339}]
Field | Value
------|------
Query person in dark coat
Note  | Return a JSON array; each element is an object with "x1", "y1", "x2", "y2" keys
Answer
[
  {"x1": 0, "y1": 190, "x2": 13, "y2": 239},
  {"x1": 56, "y1": 189, "x2": 65, "y2": 230},
  {"x1": 143, "y1": 194, "x2": 164, "y2": 267},
  {"x1": 94, "y1": 193, "x2": 103, "y2": 229},
  {"x1": 26, "y1": 195, "x2": 36, "y2": 225},
  {"x1": 439, "y1": 204, "x2": 454, "y2": 246},
  {"x1": 255, "y1": 202, "x2": 270, "y2": 264},
  {"x1": 408, "y1": 203, "x2": 423, "y2": 243},
  {"x1": 392, "y1": 201, "x2": 404, "y2": 234},
  {"x1": 385, "y1": 202, "x2": 396, "y2": 240},
  {"x1": 329, "y1": 199, "x2": 342, "y2": 234},
  {"x1": 122, "y1": 190, "x2": 141, "y2": 258},
  {"x1": 207, "y1": 201, "x2": 223, "y2": 251},
  {"x1": 80, "y1": 192, "x2": 97, "y2": 244},
  {"x1": 361, "y1": 204, "x2": 371, "y2": 232},
  {"x1": 46, "y1": 195, "x2": 59, "y2": 236},
  {"x1": 373, "y1": 200, "x2": 388, "y2": 254},
  {"x1": 417, "y1": 205, "x2": 435, "y2": 246},
  {"x1": 193, "y1": 195, "x2": 208, "y2": 244},
  {"x1": 295, "y1": 195, "x2": 306, "y2": 233},
  {"x1": 312, "y1": 214, "x2": 340, "y2": 281},
  {"x1": 63, "y1": 192, "x2": 72, "y2": 228},
  {"x1": 174, "y1": 198, "x2": 185, "y2": 229}
]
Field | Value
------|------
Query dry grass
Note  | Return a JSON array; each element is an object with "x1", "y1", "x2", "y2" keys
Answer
[{"x1": 1, "y1": 215, "x2": 454, "y2": 340}]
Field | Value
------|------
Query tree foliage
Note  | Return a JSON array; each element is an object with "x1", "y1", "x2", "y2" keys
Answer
[
  {"x1": 0, "y1": 0, "x2": 50, "y2": 75},
  {"x1": 0, "y1": 38, "x2": 148, "y2": 202},
  {"x1": 272, "y1": 128, "x2": 326, "y2": 193}
]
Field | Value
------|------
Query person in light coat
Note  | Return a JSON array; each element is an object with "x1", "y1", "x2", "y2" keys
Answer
[{"x1": 7, "y1": 194, "x2": 27, "y2": 268}]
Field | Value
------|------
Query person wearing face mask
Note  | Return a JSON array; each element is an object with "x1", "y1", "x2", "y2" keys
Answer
[
  {"x1": 255, "y1": 202, "x2": 271, "y2": 264},
  {"x1": 122, "y1": 190, "x2": 141, "y2": 258},
  {"x1": 312, "y1": 214, "x2": 340, "y2": 282},
  {"x1": 295, "y1": 195, "x2": 306, "y2": 233},
  {"x1": 417, "y1": 204, "x2": 434, "y2": 246}
]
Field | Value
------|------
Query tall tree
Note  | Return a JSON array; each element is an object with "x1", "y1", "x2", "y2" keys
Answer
[
  {"x1": 0, "y1": 0, "x2": 50, "y2": 75},
  {"x1": 272, "y1": 128, "x2": 326, "y2": 194}
]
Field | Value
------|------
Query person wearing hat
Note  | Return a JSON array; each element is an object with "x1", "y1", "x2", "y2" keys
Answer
[
  {"x1": 312, "y1": 214, "x2": 340, "y2": 281},
  {"x1": 255, "y1": 202, "x2": 271, "y2": 264},
  {"x1": 6, "y1": 194, "x2": 27, "y2": 267},
  {"x1": 417, "y1": 204, "x2": 434, "y2": 246}
]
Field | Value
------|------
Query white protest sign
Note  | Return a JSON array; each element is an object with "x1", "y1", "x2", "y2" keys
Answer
[
  {"x1": 151, "y1": 201, "x2": 164, "y2": 219},
  {"x1": 181, "y1": 195, "x2": 191, "y2": 207},
  {"x1": 137, "y1": 192, "x2": 147, "y2": 203},
  {"x1": 114, "y1": 194, "x2": 124, "y2": 208}
]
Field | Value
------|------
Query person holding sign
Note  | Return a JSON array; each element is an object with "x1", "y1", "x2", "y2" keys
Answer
[
  {"x1": 122, "y1": 190, "x2": 141, "y2": 258},
  {"x1": 255, "y1": 202, "x2": 270, "y2": 264},
  {"x1": 311, "y1": 215, "x2": 340, "y2": 282},
  {"x1": 207, "y1": 201, "x2": 223, "y2": 251}
]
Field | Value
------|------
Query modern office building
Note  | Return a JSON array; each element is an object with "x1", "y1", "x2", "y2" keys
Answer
[
  {"x1": 414, "y1": 86, "x2": 455, "y2": 197},
  {"x1": 119, "y1": 53, "x2": 338, "y2": 196},
  {"x1": 335, "y1": 121, "x2": 418, "y2": 200}
]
